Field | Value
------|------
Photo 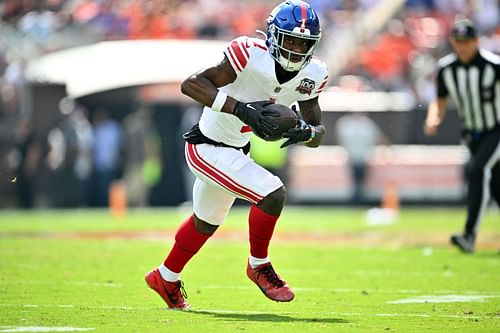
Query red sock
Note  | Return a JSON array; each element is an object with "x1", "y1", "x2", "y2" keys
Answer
[
  {"x1": 163, "y1": 215, "x2": 211, "y2": 273},
  {"x1": 248, "y1": 205, "x2": 279, "y2": 259}
]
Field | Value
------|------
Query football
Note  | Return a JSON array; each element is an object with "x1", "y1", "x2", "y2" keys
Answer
[{"x1": 259, "y1": 103, "x2": 299, "y2": 141}]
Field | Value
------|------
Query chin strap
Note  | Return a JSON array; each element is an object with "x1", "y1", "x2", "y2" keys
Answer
[{"x1": 278, "y1": 56, "x2": 303, "y2": 72}]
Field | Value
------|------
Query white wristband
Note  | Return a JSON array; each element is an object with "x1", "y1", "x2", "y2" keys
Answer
[{"x1": 211, "y1": 90, "x2": 228, "y2": 112}]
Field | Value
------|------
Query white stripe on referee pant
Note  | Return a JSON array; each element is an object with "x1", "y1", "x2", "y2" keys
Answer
[
  {"x1": 474, "y1": 138, "x2": 500, "y2": 233},
  {"x1": 495, "y1": 81, "x2": 500, "y2": 123}
]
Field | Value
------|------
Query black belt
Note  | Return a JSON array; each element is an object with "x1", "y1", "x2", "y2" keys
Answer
[
  {"x1": 463, "y1": 124, "x2": 500, "y2": 142},
  {"x1": 183, "y1": 123, "x2": 251, "y2": 155}
]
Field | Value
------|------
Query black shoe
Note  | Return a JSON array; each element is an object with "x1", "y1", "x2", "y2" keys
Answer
[{"x1": 450, "y1": 234, "x2": 475, "y2": 253}]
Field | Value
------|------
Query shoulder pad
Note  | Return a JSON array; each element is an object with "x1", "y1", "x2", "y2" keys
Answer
[{"x1": 224, "y1": 36, "x2": 268, "y2": 72}]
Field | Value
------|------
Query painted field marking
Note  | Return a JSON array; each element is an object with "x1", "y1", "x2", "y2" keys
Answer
[
  {"x1": 14, "y1": 281, "x2": 124, "y2": 288},
  {"x1": 203, "y1": 285, "x2": 500, "y2": 296},
  {"x1": 0, "y1": 304, "x2": 151, "y2": 311},
  {"x1": 7, "y1": 280, "x2": 500, "y2": 296},
  {"x1": 206, "y1": 285, "x2": 424, "y2": 293},
  {"x1": 8, "y1": 280, "x2": 500, "y2": 296},
  {"x1": 388, "y1": 294, "x2": 499, "y2": 304},
  {"x1": 0, "y1": 327, "x2": 94, "y2": 332},
  {"x1": 0, "y1": 304, "x2": 498, "y2": 320}
]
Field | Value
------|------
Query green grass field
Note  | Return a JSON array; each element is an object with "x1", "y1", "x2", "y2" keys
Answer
[{"x1": 0, "y1": 207, "x2": 499, "y2": 333}]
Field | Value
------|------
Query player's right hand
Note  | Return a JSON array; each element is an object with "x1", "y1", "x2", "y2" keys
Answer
[{"x1": 233, "y1": 101, "x2": 279, "y2": 137}]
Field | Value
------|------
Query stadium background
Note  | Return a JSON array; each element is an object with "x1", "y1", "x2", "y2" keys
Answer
[{"x1": 0, "y1": 0, "x2": 499, "y2": 208}]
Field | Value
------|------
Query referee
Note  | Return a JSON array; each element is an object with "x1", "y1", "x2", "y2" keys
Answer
[{"x1": 424, "y1": 18, "x2": 500, "y2": 253}]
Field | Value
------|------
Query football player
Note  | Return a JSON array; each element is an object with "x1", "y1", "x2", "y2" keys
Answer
[{"x1": 145, "y1": 0, "x2": 328, "y2": 309}]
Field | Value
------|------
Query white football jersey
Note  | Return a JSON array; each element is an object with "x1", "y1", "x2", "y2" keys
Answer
[{"x1": 198, "y1": 36, "x2": 328, "y2": 147}]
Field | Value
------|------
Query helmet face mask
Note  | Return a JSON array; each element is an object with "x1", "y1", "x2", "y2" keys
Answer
[{"x1": 267, "y1": 0, "x2": 321, "y2": 72}]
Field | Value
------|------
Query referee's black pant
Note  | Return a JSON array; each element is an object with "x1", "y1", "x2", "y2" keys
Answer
[{"x1": 464, "y1": 125, "x2": 500, "y2": 236}]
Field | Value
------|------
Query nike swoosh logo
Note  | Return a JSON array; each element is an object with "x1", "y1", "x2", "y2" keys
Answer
[{"x1": 246, "y1": 104, "x2": 256, "y2": 110}]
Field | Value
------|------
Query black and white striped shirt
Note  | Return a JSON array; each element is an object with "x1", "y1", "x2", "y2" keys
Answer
[{"x1": 437, "y1": 49, "x2": 500, "y2": 133}]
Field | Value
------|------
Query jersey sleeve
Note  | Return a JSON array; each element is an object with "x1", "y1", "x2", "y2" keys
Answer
[
  {"x1": 436, "y1": 66, "x2": 448, "y2": 98},
  {"x1": 314, "y1": 73, "x2": 329, "y2": 96},
  {"x1": 297, "y1": 60, "x2": 329, "y2": 101},
  {"x1": 223, "y1": 36, "x2": 251, "y2": 75}
]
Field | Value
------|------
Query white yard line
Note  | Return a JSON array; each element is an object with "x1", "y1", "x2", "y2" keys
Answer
[
  {"x1": 8, "y1": 280, "x2": 500, "y2": 296},
  {"x1": 0, "y1": 327, "x2": 94, "y2": 332},
  {"x1": 204, "y1": 285, "x2": 500, "y2": 296},
  {"x1": 13, "y1": 281, "x2": 124, "y2": 288},
  {"x1": 388, "y1": 295, "x2": 499, "y2": 304},
  {"x1": 0, "y1": 304, "x2": 151, "y2": 311}
]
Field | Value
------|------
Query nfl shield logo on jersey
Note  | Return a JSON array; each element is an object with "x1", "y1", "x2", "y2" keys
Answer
[{"x1": 295, "y1": 78, "x2": 316, "y2": 95}]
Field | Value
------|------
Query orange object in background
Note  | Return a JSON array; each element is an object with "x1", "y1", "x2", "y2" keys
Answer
[
  {"x1": 382, "y1": 182, "x2": 400, "y2": 211},
  {"x1": 109, "y1": 181, "x2": 127, "y2": 218}
]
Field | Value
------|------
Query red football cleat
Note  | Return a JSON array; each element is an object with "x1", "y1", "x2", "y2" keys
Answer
[
  {"x1": 145, "y1": 269, "x2": 190, "y2": 309},
  {"x1": 246, "y1": 261, "x2": 295, "y2": 302}
]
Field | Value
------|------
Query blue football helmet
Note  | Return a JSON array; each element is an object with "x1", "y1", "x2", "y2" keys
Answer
[{"x1": 266, "y1": 0, "x2": 322, "y2": 72}]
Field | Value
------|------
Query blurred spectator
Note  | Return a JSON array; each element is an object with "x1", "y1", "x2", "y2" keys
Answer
[
  {"x1": 481, "y1": 27, "x2": 500, "y2": 54},
  {"x1": 71, "y1": 0, "x2": 100, "y2": 25},
  {"x1": 472, "y1": 0, "x2": 500, "y2": 32},
  {"x1": 46, "y1": 99, "x2": 92, "y2": 207},
  {"x1": 122, "y1": 105, "x2": 161, "y2": 206},
  {"x1": 2, "y1": 58, "x2": 26, "y2": 118},
  {"x1": 178, "y1": 105, "x2": 202, "y2": 203},
  {"x1": 88, "y1": 0, "x2": 128, "y2": 40},
  {"x1": 0, "y1": 81, "x2": 19, "y2": 119},
  {"x1": 359, "y1": 18, "x2": 414, "y2": 91},
  {"x1": 89, "y1": 108, "x2": 124, "y2": 207},
  {"x1": 405, "y1": 0, "x2": 435, "y2": 10},
  {"x1": 335, "y1": 112, "x2": 389, "y2": 204},
  {"x1": 14, "y1": 118, "x2": 41, "y2": 208},
  {"x1": 17, "y1": 1, "x2": 61, "y2": 47}
]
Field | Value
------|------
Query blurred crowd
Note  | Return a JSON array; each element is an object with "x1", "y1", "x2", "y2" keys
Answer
[
  {"x1": 1, "y1": 0, "x2": 499, "y2": 112},
  {"x1": 1, "y1": 0, "x2": 274, "y2": 46},
  {"x1": 0, "y1": 0, "x2": 500, "y2": 208},
  {"x1": 1, "y1": 1, "x2": 500, "y2": 44}
]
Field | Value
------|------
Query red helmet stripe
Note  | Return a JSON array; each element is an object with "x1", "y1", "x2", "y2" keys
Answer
[{"x1": 300, "y1": 2, "x2": 307, "y2": 29}]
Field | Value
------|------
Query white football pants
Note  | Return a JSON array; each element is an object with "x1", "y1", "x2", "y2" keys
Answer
[{"x1": 185, "y1": 143, "x2": 283, "y2": 225}]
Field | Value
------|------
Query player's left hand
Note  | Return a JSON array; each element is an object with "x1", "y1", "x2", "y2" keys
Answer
[{"x1": 280, "y1": 119, "x2": 315, "y2": 148}]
